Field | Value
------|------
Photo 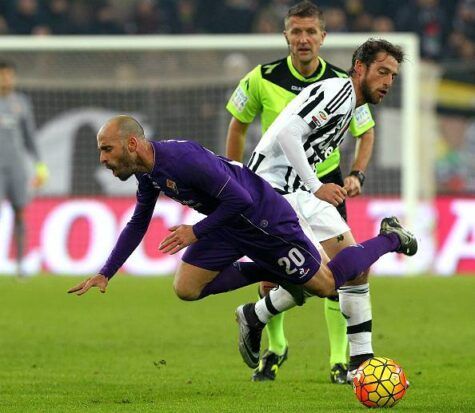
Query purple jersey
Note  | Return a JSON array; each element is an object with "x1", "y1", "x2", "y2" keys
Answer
[{"x1": 100, "y1": 140, "x2": 302, "y2": 278}]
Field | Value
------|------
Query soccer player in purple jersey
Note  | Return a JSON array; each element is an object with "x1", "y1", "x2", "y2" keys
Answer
[{"x1": 68, "y1": 115, "x2": 417, "y2": 367}]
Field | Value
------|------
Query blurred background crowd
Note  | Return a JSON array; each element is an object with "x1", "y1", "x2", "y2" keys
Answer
[{"x1": 0, "y1": 0, "x2": 474, "y2": 63}]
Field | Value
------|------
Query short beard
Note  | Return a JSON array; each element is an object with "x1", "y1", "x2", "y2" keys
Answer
[
  {"x1": 116, "y1": 147, "x2": 135, "y2": 181},
  {"x1": 361, "y1": 79, "x2": 379, "y2": 104}
]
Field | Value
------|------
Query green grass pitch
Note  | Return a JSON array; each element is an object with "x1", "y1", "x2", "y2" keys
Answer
[{"x1": 0, "y1": 275, "x2": 473, "y2": 412}]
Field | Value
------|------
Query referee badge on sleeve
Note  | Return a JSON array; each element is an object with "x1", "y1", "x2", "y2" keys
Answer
[
  {"x1": 231, "y1": 86, "x2": 248, "y2": 112},
  {"x1": 354, "y1": 105, "x2": 371, "y2": 126}
]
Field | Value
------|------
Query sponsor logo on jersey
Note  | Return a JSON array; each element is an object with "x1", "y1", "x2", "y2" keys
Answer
[
  {"x1": 291, "y1": 85, "x2": 304, "y2": 92},
  {"x1": 263, "y1": 63, "x2": 279, "y2": 74},
  {"x1": 166, "y1": 179, "x2": 179, "y2": 194},
  {"x1": 231, "y1": 86, "x2": 248, "y2": 112},
  {"x1": 311, "y1": 110, "x2": 328, "y2": 127},
  {"x1": 311, "y1": 115, "x2": 322, "y2": 127}
]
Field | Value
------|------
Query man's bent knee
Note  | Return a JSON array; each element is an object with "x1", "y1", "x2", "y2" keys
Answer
[
  {"x1": 303, "y1": 268, "x2": 337, "y2": 298},
  {"x1": 173, "y1": 278, "x2": 202, "y2": 301},
  {"x1": 173, "y1": 262, "x2": 218, "y2": 301}
]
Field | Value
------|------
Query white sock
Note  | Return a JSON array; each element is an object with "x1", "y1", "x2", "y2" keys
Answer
[
  {"x1": 339, "y1": 283, "x2": 373, "y2": 358},
  {"x1": 254, "y1": 286, "x2": 297, "y2": 324}
]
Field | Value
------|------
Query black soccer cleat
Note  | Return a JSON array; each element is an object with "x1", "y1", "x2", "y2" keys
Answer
[
  {"x1": 252, "y1": 347, "x2": 289, "y2": 382},
  {"x1": 347, "y1": 368, "x2": 357, "y2": 384},
  {"x1": 235, "y1": 304, "x2": 264, "y2": 369},
  {"x1": 379, "y1": 216, "x2": 418, "y2": 256},
  {"x1": 347, "y1": 353, "x2": 374, "y2": 384},
  {"x1": 330, "y1": 363, "x2": 348, "y2": 384}
]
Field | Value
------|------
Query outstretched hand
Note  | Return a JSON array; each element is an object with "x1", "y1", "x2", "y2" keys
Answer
[
  {"x1": 67, "y1": 274, "x2": 108, "y2": 296},
  {"x1": 159, "y1": 224, "x2": 197, "y2": 255}
]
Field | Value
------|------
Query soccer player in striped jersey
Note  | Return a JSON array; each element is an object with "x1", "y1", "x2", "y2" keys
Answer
[
  {"x1": 68, "y1": 116, "x2": 417, "y2": 371},
  {"x1": 226, "y1": 1, "x2": 375, "y2": 383},
  {"x1": 240, "y1": 38, "x2": 405, "y2": 381}
]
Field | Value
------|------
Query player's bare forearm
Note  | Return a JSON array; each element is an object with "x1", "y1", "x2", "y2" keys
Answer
[
  {"x1": 159, "y1": 225, "x2": 197, "y2": 255},
  {"x1": 67, "y1": 274, "x2": 108, "y2": 296},
  {"x1": 225, "y1": 117, "x2": 249, "y2": 162},
  {"x1": 351, "y1": 128, "x2": 374, "y2": 172},
  {"x1": 345, "y1": 128, "x2": 374, "y2": 197}
]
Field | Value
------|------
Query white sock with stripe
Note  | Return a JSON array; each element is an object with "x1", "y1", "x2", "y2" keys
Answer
[
  {"x1": 254, "y1": 287, "x2": 297, "y2": 324},
  {"x1": 338, "y1": 283, "x2": 373, "y2": 369}
]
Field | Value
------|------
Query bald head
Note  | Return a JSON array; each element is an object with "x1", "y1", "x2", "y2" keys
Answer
[
  {"x1": 99, "y1": 115, "x2": 145, "y2": 143},
  {"x1": 97, "y1": 115, "x2": 153, "y2": 181}
]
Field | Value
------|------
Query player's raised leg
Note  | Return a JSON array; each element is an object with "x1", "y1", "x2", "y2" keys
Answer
[{"x1": 236, "y1": 217, "x2": 417, "y2": 368}]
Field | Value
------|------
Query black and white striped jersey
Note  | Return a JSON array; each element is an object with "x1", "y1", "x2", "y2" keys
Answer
[{"x1": 248, "y1": 77, "x2": 356, "y2": 194}]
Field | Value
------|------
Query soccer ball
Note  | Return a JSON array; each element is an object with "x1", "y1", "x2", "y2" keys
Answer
[{"x1": 352, "y1": 357, "x2": 409, "y2": 408}]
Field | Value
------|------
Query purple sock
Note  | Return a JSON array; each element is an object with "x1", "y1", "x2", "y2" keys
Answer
[
  {"x1": 327, "y1": 233, "x2": 400, "y2": 289},
  {"x1": 199, "y1": 262, "x2": 278, "y2": 299}
]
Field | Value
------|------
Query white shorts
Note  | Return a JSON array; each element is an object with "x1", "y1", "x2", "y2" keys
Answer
[{"x1": 283, "y1": 190, "x2": 350, "y2": 243}]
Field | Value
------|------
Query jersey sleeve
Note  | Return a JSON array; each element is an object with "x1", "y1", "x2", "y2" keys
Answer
[
  {"x1": 349, "y1": 104, "x2": 375, "y2": 137},
  {"x1": 225, "y1": 65, "x2": 262, "y2": 124},
  {"x1": 99, "y1": 177, "x2": 159, "y2": 279},
  {"x1": 275, "y1": 114, "x2": 322, "y2": 193}
]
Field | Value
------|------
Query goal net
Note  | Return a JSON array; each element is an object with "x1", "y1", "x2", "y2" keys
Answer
[{"x1": 0, "y1": 34, "x2": 424, "y2": 276}]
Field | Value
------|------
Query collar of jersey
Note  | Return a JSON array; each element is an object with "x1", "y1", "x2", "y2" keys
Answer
[{"x1": 286, "y1": 55, "x2": 326, "y2": 82}]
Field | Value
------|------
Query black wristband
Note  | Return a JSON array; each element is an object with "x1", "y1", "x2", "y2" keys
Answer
[{"x1": 349, "y1": 170, "x2": 365, "y2": 186}]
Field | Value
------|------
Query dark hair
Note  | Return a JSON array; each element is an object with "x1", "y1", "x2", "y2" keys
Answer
[
  {"x1": 349, "y1": 38, "x2": 405, "y2": 75},
  {"x1": 0, "y1": 60, "x2": 16, "y2": 71},
  {"x1": 285, "y1": 1, "x2": 325, "y2": 30}
]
